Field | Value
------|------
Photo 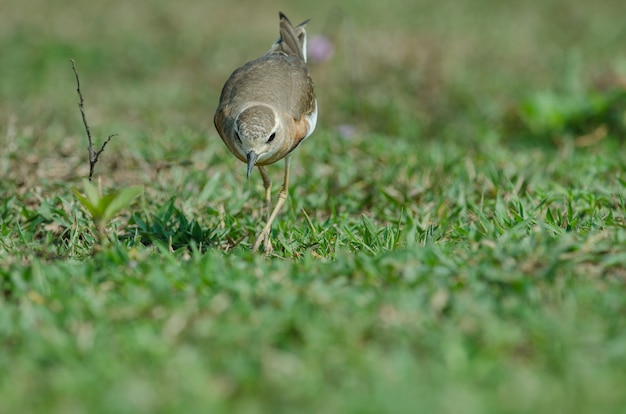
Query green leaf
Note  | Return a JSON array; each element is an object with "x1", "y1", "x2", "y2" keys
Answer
[
  {"x1": 73, "y1": 187, "x2": 101, "y2": 219},
  {"x1": 74, "y1": 181, "x2": 143, "y2": 227},
  {"x1": 102, "y1": 186, "x2": 143, "y2": 224},
  {"x1": 83, "y1": 179, "x2": 102, "y2": 208}
]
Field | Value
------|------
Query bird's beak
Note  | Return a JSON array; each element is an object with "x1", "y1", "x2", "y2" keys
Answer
[{"x1": 246, "y1": 151, "x2": 258, "y2": 179}]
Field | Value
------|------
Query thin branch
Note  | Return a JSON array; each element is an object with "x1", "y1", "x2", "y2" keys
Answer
[
  {"x1": 71, "y1": 59, "x2": 116, "y2": 181},
  {"x1": 92, "y1": 133, "x2": 117, "y2": 166}
]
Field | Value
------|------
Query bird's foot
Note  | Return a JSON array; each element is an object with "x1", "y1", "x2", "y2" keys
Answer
[{"x1": 252, "y1": 228, "x2": 273, "y2": 254}]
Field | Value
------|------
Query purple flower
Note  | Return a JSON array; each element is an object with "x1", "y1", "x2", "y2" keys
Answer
[
  {"x1": 337, "y1": 124, "x2": 357, "y2": 140},
  {"x1": 308, "y1": 35, "x2": 334, "y2": 63}
]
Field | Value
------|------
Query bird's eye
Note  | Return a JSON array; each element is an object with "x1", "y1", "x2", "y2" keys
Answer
[
  {"x1": 267, "y1": 132, "x2": 276, "y2": 143},
  {"x1": 235, "y1": 132, "x2": 242, "y2": 143}
]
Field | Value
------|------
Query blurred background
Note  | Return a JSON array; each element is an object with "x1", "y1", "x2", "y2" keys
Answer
[{"x1": 1, "y1": 0, "x2": 625, "y2": 185}]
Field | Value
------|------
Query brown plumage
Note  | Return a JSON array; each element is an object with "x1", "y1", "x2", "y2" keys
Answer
[{"x1": 214, "y1": 12, "x2": 317, "y2": 253}]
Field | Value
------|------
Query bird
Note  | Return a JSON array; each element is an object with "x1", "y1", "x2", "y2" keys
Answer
[{"x1": 214, "y1": 12, "x2": 317, "y2": 253}]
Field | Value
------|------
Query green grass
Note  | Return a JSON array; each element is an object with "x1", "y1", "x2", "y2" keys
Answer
[{"x1": 2, "y1": 0, "x2": 626, "y2": 412}]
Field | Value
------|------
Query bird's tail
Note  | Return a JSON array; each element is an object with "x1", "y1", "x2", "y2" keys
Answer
[{"x1": 267, "y1": 12, "x2": 310, "y2": 62}]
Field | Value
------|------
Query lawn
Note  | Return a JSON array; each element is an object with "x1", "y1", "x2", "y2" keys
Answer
[{"x1": 1, "y1": 0, "x2": 626, "y2": 412}]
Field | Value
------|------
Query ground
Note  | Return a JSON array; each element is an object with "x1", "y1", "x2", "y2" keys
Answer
[{"x1": 1, "y1": 0, "x2": 626, "y2": 412}]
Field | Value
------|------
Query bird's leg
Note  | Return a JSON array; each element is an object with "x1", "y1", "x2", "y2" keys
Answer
[
  {"x1": 258, "y1": 166, "x2": 272, "y2": 223},
  {"x1": 252, "y1": 156, "x2": 291, "y2": 253},
  {"x1": 256, "y1": 165, "x2": 273, "y2": 253}
]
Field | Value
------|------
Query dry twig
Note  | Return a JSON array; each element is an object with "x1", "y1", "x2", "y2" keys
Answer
[{"x1": 71, "y1": 59, "x2": 116, "y2": 181}]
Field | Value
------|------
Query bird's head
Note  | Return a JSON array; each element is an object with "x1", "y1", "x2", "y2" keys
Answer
[{"x1": 233, "y1": 105, "x2": 285, "y2": 178}]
